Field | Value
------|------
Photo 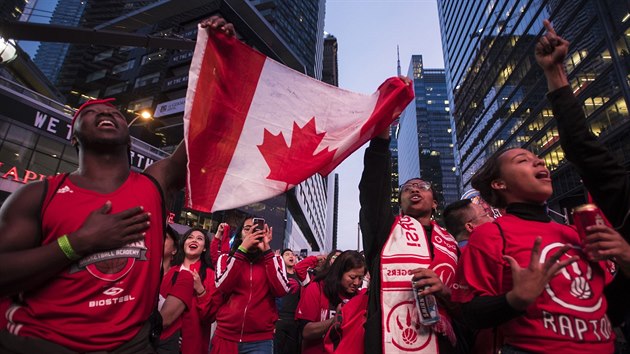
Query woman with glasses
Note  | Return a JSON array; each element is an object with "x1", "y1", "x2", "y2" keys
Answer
[
  {"x1": 295, "y1": 250, "x2": 366, "y2": 354},
  {"x1": 358, "y1": 105, "x2": 460, "y2": 354}
]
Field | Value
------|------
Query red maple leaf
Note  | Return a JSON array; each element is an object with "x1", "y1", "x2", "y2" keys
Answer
[{"x1": 257, "y1": 117, "x2": 337, "y2": 190}]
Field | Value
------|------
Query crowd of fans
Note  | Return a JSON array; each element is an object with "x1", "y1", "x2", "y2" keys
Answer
[{"x1": 2, "y1": 16, "x2": 630, "y2": 354}]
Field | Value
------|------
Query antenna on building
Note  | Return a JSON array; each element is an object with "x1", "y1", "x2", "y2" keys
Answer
[{"x1": 397, "y1": 45, "x2": 401, "y2": 76}]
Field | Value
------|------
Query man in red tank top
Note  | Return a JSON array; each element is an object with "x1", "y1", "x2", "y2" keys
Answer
[{"x1": 0, "y1": 17, "x2": 235, "y2": 354}]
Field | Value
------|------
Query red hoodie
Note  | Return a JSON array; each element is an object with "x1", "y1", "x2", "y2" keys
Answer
[{"x1": 214, "y1": 249, "x2": 289, "y2": 342}]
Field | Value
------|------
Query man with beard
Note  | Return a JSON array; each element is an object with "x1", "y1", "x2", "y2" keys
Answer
[{"x1": 0, "y1": 17, "x2": 234, "y2": 354}]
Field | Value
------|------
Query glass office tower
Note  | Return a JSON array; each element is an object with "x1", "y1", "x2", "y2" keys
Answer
[
  {"x1": 437, "y1": 0, "x2": 630, "y2": 213},
  {"x1": 398, "y1": 55, "x2": 458, "y2": 208}
]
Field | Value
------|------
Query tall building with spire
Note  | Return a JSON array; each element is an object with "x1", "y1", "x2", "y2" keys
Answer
[
  {"x1": 397, "y1": 55, "x2": 457, "y2": 209},
  {"x1": 388, "y1": 45, "x2": 403, "y2": 213}
]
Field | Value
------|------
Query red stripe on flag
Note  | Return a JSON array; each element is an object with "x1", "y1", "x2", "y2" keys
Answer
[
  {"x1": 319, "y1": 78, "x2": 414, "y2": 176},
  {"x1": 187, "y1": 32, "x2": 266, "y2": 212}
]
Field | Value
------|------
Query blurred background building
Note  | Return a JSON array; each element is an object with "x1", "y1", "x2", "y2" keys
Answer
[{"x1": 437, "y1": 0, "x2": 630, "y2": 219}]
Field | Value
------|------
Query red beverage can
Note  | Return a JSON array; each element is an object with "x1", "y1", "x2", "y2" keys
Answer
[{"x1": 572, "y1": 204, "x2": 608, "y2": 242}]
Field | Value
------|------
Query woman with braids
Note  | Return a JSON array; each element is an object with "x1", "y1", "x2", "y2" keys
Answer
[
  {"x1": 295, "y1": 250, "x2": 366, "y2": 354},
  {"x1": 452, "y1": 145, "x2": 616, "y2": 353}
]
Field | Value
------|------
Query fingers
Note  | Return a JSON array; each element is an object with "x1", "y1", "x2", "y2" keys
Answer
[
  {"x1": 586, "y1": 224, "x2": 615, "y2": 234},
  {"x1": 548, "y1": 255, "x2": 578, "y2": 275},
  {"x1": 410, "y1": 268, "x2": 436, "y2": 279},
  {"x1": 398, "y1": 75, "x2": 412, "y2": 85},
  {"x1": 503, "y1": 254, "x2": 521, "y2": 270},
  {"x1": 115, "y1": 206, "x2": 145, "y2": 220},
  {"x1": 99, "y1": 200, "x2": 113, "y2": 214},
  {"x1": 544, "y1": 244, "x2": 571, "y2": 269},
  {"x1": 200, "y1": 16, "x2": 235, "y2": 36},
  {"x1": 528, "y1": 237, "x2": 543, "y2": 267},
  {"x1": 223, "y1": 23, "x2": 235, "y2": 36},
  {"x1": 123, "y1": 221, "x2": 151, "y2": 236},
  {"x1": 543, "y1": 19, "x2": 556, "y2": 35}
]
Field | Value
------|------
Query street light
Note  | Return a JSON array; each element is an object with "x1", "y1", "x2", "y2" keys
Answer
[
  {"x1": 128, "y1": 110, "x2": 153, "y2": 127},
  {"x1": 0, "y1": 36, "x2": 17, "y2": 64}
]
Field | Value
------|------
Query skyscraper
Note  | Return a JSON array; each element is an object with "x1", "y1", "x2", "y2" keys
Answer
[
  {"x1": 437, "y1": 0, "x2": 630, "y2": 213},
  {"x1": 322, "y1": 33, "x2": 338, "y2": 86},
  {"x1": 32, "y1": 0, "x2": 86, "y2": 84},
  {"x1": 397, "y1": 55, "x2": 457, "y2": 208},
  {"x1": 249, "y1": 0, "x2": 326, "y2": 79}
]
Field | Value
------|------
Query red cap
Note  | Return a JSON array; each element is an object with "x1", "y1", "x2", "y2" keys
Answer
[{"x1": 71, "y1": 98, "x2": 117, "y2": 135}]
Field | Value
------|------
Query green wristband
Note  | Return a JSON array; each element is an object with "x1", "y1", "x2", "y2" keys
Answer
[
  {"x1": 238, "y1": 245, "x2": 248, "y2": 254},
  {"x1": 57, "y1": 235, "x2": 80, "y2": 261}
]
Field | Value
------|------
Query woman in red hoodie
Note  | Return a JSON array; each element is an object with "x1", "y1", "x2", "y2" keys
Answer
[
  {"x1": 212, "y1": 216, "x2": 290, "y2": 354},
  {"x1": 295, "y1": 250, "x2": 366, "y2": 354}
]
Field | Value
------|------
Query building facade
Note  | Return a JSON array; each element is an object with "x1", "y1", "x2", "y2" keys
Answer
[
  {"x1": 322, "y1": 33, "x2": 338, "y2": 86},
  {"x1": 250, "y1": 0, "x2": 326, "y2": 80},
  {"x1": 397, "y1": 55, "x2": 458, "y2": 208},
  {"x1": 32, "y1": 0, "x2": 86, "y2": 84},
  {"x1": 437, "y1": 0, "x2": 630, "y2": 214}
]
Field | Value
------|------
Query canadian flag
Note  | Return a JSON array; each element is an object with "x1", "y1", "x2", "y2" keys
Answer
[{"x1": 184, "y1": 26, "x2": 414, "y2": 212}]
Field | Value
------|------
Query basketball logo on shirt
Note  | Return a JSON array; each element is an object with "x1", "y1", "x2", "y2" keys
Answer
[
  {"x1": 541, "y1": 242, "x2": 602, "y2": 312},
  {"x1": 386, "y1": 300, "x2": 432, "y2": 351},
  {"x1": 69, "y1": 239, "x2": 148, "y2": 281}
]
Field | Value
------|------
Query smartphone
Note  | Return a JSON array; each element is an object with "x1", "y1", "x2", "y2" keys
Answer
[{"x1": 252, "y1": 218, "x2": 265, "y2": 233}]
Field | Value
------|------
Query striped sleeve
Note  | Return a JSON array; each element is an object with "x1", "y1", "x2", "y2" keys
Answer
[
  {"x1": 215, "y1": 251, "x2": 246, "y2": 294},
  {"x1": 264, "y1": 250, "x2": 290, "y2": 297}
]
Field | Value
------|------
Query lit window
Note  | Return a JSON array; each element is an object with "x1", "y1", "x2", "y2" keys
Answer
[
  {"x1": 134, "y1": 72, "x2": 160, "y2": 88},
  {"x1": 141, "y1": 50, "x2": 167, "y2": 65},
  {"x1": 112, "y1": 60, "x2": 135, "y2": 74},
  {"x1": 86, "y1": 69, "x2": 106, "y2": 83}
]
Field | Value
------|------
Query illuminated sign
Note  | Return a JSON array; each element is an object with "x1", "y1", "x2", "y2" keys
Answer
[
  {"x1": 0, "y1": 162, "x2": 47, "y2": 184},
  {"x1": 0, "y1": 93, "x2": 160, "y2": 171}
]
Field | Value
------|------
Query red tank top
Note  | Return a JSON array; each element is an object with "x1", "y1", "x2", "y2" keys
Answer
[{"x1": 7, "y1": 172, "x2": 164, "y2": 352}]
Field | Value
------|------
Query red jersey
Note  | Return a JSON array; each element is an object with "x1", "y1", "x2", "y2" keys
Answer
[
  {"x1": 181, "y1": 261, "x2": 220, "y2": 354},
  {"x1": 7, "y1": 172, "x2": 164, "y2": 352},
  {"x1": 453, "y1": 215, "x2": 615, "y2": 353},
  {"x1": 295, "y1": 281, "x2": 347, "y2": 354},
  {"x1": 160, "y1": 266, "x2": 194, "y2": 340}
]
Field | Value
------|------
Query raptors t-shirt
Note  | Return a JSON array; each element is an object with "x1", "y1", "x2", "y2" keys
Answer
[
  {"x1": 453, "y1": 214, "x2": 615, "y2": 353},
  {"x1": 7, "y1": 173, "x2": 164, "y2": 352},
  {"x1": 296, "y1": 281, "x2": 348, "y2": 354}
]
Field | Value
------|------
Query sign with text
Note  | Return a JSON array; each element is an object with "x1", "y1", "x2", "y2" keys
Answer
[
  {"x1": 0, "y1": 92, "x2": 161, "y2": 171},
  {"x1": 154, "y1": 97, "x2": 185, "y2": 118}
]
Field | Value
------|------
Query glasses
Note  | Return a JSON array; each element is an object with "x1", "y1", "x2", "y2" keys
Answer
[
  {"x1": 399, "y1": 181, "x2": 431, "y2": 193},
  {"x1": 467, "y1": 212, "x2": 493, "y2": 223}
]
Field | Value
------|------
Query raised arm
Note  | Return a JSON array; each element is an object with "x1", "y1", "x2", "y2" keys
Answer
[
  {"x1": 264, "y1": 252, "x2": 290, "y2": 297},
  {"x1": 359, "y1": 130, "x2": 396, "y2": 270},
  {"x1": 0, "y1": 182, "x2": 149, "y2": 296},
  {"x1": 536, "y1": 19, "x2": 630, "y2": 233}
]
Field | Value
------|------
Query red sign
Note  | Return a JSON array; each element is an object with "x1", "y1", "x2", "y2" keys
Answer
[{"x1": 0, "y1": 162, "x2": 47, "y2": 184}]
